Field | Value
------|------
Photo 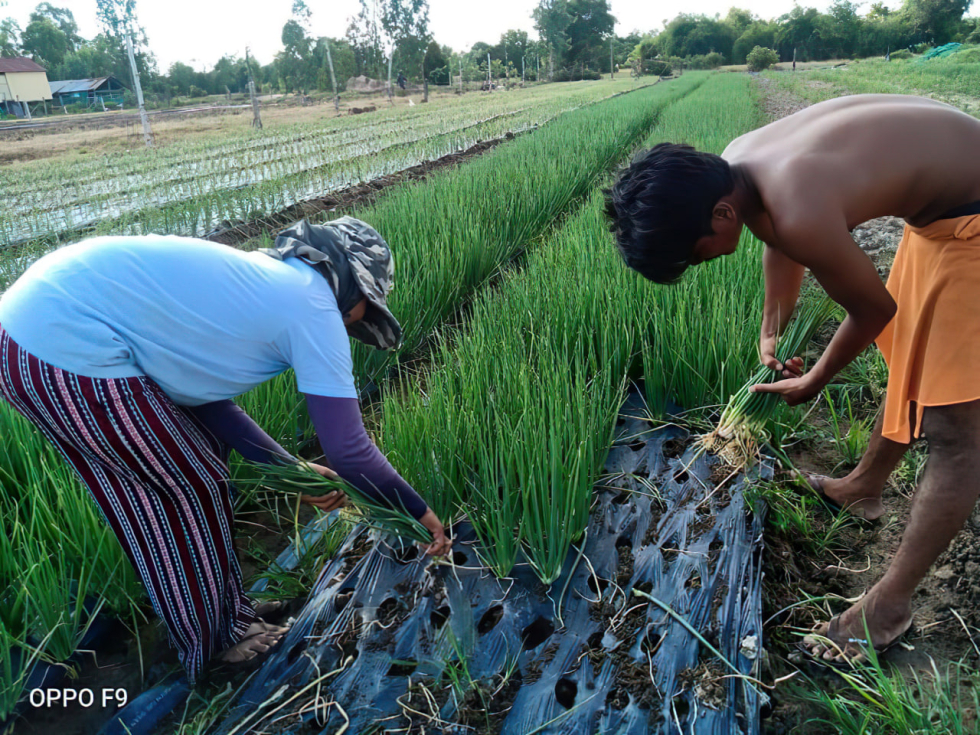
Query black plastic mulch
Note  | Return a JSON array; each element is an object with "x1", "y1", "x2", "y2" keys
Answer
[{"x1": 212, "y1": 391, "x2": 771, "y2": 735}]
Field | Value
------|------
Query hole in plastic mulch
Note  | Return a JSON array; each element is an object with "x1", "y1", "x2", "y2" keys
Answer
[
  {"x1": 387, "y1": 660, "x2": 418, "y2": 677},
  {"x1": 287, "y1": 640, "x2": 308, "y2": 663},
  {"x1": 394, "y1": 545, "x2": 419, "y2": 564},
  {"x1": 587, "y1": 576, "x2": 610, "y2": 595},
  {"x1": 477, "y1": 605, "x2": 504, "y2": 635},
  {"x1": 641, "y1": 632, "x2": 661, "y2": 654},
  {"x1": 452, "y1": 550, "x2": 468, "y2": 566},
  {"x1": 673, "y1": 696, "x2": 691, "y2": 720},
  {"x1": 334, "y1": 590, "x2": 353, "y2": 613},
  {"x1": 430, "y1": 605, "x2": 451, "y2": 630},
  {"x1": 554, "y1": 677, "x2": 578, "y2": 709},
  {"x1": 521, "y1": 617, "x2": 555, "y2": 650}
]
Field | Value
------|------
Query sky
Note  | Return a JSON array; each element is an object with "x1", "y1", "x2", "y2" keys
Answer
[{"x1": 4, "y1": 0, "x2": 901, "y2": 71}]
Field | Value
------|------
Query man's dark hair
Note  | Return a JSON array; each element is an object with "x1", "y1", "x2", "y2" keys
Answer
[{"x1": 604, "y1": 143, "x2": 734, "y2": 284}]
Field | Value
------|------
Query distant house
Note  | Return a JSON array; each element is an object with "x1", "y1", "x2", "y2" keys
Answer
[
  {"x1": 0, "y1": 57, "x2": 53, "y2": 118},
  {"x1": 49, "y1": 76, "x2": 128, "y2": 109}
]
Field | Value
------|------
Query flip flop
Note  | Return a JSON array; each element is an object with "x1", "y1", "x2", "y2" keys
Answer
[
  {"x1": 794, "y1": 472, "x2": 879, "y2": 523},
  {"x1": 805, "y1": 474, "x2": 845, "y2": 516},
  {"x1": 798, "y1": 614, "x2": 914, "y2": 668}
]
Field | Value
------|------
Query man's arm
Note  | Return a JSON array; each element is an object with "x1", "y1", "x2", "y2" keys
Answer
[
  {"x1": 760, "y1": 244, "x2": 807, "y2": 372},
  {"x1": 753, "y1": 216, "x2": 896, "y2": 404}
]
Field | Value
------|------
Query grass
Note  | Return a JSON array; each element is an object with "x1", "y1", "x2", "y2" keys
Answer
[
  {"x1": 761, "y1": 47, "x2": 980, "y2": 117},
  {"x1": 795, "y1": 653, "x2": 980, "y2": 734}
]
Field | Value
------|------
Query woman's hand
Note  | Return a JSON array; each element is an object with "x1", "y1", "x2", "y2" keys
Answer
[
  {"x1": 299, "y1": 462, "x2": 347, "y2": 512},
  {"x1": 750, "y1": 371, "x2": 824, "y2": 406},
  {"x1": 418, "y1": 508, "x2": 452, "y2": 557}
]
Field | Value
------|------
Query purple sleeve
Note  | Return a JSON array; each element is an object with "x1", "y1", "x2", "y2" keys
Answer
[
  {"x1": 187, "y1": 400, "x2": 292, "y2": 464},
  {"x1": 304, "y1": 393, "x2": 429, "y2": 521}
]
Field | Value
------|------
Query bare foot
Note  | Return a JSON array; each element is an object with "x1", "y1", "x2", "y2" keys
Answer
[
  {"x1": 804, "y1": 473, "x2": 886, "y2": 520},
  {"x1": 802, "y1": 593, "x2": 912, "y2": 663},
  {"x1": 219, "y1": 620, "x2": 290, "y2": 663}
]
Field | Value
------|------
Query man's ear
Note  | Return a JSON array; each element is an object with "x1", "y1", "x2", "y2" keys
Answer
[{"x1": 712, "y1": 200, "x2": 737, "y2": 222}]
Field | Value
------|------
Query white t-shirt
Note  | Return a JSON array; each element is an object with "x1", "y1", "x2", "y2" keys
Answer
[{"x1": 0, "y1": 235, "x2": 357, "y2": 405}]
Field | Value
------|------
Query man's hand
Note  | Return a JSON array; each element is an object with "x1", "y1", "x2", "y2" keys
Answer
[
  {"x1": 750, "y1": 372, "x2": 823, "y2": 406},
  {"x1": 760, "y1": 333, "x2": 805, "y2": 378},
  {"x1": 418, "y1": 508, "x2": 452, "y2": 557},
  {"x1": 299, "y1": 462, "x2": 347, "y2": 512}
]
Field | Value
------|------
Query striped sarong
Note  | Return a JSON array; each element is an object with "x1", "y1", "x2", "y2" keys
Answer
[{"x1": 0, "y1": 323, "x2": 255, "y2": 682}]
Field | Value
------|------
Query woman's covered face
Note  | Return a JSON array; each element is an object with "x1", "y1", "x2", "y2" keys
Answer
[{"x1": 343, "y1": 297, "x2": 368, "y2": 327}]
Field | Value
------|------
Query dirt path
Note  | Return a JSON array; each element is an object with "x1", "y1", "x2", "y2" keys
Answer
[{"x1": 753, "y1": 74, "x2": 979, "y2": 732}]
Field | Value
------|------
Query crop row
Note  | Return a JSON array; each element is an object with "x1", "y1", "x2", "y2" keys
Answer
[
  {"x1": 0, "y1": 79, "x2": 653, "y2": 251},
  {"x1": 234, "y1": 74, "x2": 708, "y2": 444},
  {"x1": 378, "y1": 73, "x2": 767, "y2": 583}
]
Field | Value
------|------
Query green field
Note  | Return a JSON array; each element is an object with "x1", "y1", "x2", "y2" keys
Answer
[{"x1": 3, "y1": 60, "x2": 980, "y2": 732}]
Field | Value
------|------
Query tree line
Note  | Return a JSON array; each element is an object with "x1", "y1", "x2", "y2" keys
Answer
[
  {"x1": 1, "y1": 0, "x2": 977, "y2": 108},
  {"x1": 635, "y1": 0, "x2": 977, "y2": 69}
]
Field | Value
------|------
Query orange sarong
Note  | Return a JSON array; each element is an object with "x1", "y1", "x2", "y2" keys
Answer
[{"x1": 875, "y1": 213, "x2": 980, "y2": 444}]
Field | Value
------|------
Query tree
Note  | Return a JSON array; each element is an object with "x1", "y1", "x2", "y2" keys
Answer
[
  {"x1": 901, "y1": 0, "x2": 971, "y2": 42},
  {"x1": 168, "y1": 60, "x2": 195, "y2": 95},
  {"x1": 733, "y1": 21, "x2": 777, "y2": 63},
  {"x1": 0, "y1": 18, "x2": 20, "y2": 57},
  {"x1": 533, "y1": 0, "x2": 572, "y2": 79},
  {"x1": 657, "y1": 14, "x2": 737, "y2": 62},
  {"x1": 494, "y1": 29, "x2": 530, "y2": 66},
  {"x1": 56, "y1": 34, "x2": 125, "y2": 80},
  {"x1": 96, "y1": 0, "x2": 144, "y2": 45},
  {"x1": 314, "y1": 38, "x2": 355, "y2": 91},
  {"x1": 31, "y1": 4, "x2": 81, "y2": 51},
  {"x1": 565, "y1": 0, "x2": 615, "y2": 72},
  {"x1": 776, "y1": 5, "x2": 820, "y2": 59},
  {"x1": 423, "y1": 38, "x2": 447, "y2": 83},
  {"x1": 724, "y1": 7, "x2": 755, "y2": 35},
  {"x1": 867, "y1": 2, "x2": 893, "y2": 19},
  {"x1": 20, "y1": 17, "x2": 68, "y2": 67},
  {"x1": 95, "y1": 0, "x2": 155, "y2": 76},
  {"x1": 814, "y1": 0, "x2": 861, "y2": 57},
  {"x1": 349, "y1": 0, "x2": 430, "y2": 90}
]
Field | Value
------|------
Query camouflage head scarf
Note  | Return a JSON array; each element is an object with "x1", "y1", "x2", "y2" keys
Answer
[{"x1": 261, "y1": 217, "x2": 403, "y2": 351}]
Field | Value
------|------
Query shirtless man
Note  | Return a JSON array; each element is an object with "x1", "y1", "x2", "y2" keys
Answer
[{"x1": 605, "y1": 94, "x2": 980, "y2": 662}]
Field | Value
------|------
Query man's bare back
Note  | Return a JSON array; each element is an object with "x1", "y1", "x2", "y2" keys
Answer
[{"x1": 725, "y1": 95, "x2": 980, "y2": 233}]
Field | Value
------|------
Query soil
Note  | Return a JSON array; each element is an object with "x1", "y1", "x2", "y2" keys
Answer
[
  {"x1": 593, "y1": 600, "x2": 660, "y2": 711},
  {"x1": 754, "y1": 73, "x2": 980, "y2": 732},
  {"x1": 203, "y1": 137, "x2": 506, "y2": 250},
  {"x1": 754, "y1": 76, "x2": 812, "y2": 123},
  {"x1": 0, "y1": 87, "x2": 475, "y2": 167}
]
